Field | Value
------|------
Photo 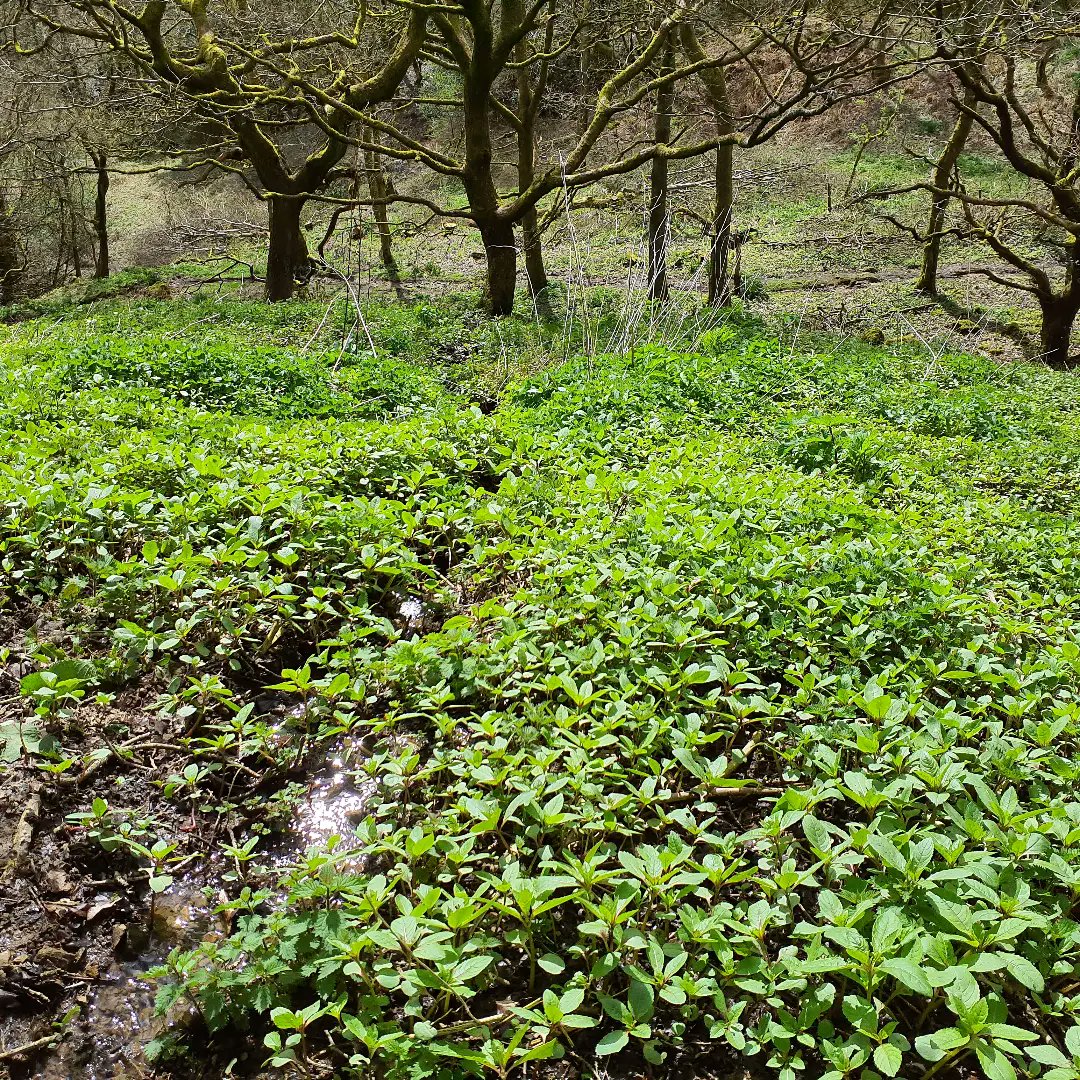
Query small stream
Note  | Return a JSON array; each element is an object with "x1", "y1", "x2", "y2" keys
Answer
[
  {"x1": 291, "y1": 746, "x2": 377, "y2": 853},
  {"x1": 26, "y1": 714, "x2": 382, "y2": 1079},
  {"x1": 31, "y1": 892, "x2": 216, "y2": 1080}
]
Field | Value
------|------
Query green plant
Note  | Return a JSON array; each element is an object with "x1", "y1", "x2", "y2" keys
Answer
[
  {"x1": 6, "y1": 296, "x2": 1080, "y2": 1079},
  {"x1": 20, "y1": 659, "x2": 97, "y2": 716}
]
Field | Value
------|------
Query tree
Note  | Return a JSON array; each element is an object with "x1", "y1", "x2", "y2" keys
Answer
[
  {"x1": 677, "y1": 1, "x2": 921, "y2": 307},
  {"x1": 511, "y1": 0, "x2": 554, "y2": 299},
  {"x1": 680, "y1": 22, "x2": 735, "y2": 305},
  {"x1": 914, "y1": 72, "x2": 977, "y2": 295},
  {"x1": 0, "y1": 185, "x2": 18, "y2": 305},
  {"x1": 870, "y1": 8, "x2": 1080, "y2": 367},
  {"x1": 364, "y1": 131, "x2": 399, "y2": 283},
  {"x1": 10, "y1": 0, "x2": 429, "y2": 300},
  {"x1": 87, "y1": 145, "x2": 109, "y2": 278},
  {"x1": 0, "y1": 85, "x2": 25, "y2": 304},
  {"x1": 648, "y1": 32, "x2": 676, "y2": 303},
  {"x1": 274, "y1": 1, "x2": 749, "y2": 315},
  {"x1": 949, "y1": 21, "x2": 1080, "y2": 367},
  {"x1": 0, "y1": 47, "x2": 103, "y2": 299}
]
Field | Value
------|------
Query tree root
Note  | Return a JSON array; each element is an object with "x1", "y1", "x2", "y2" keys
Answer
[{"x1": 2, "y1": 791, "x2": 40, "y2": 880}]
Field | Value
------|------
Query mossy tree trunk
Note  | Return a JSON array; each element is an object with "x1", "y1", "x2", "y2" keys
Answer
[
  {"x1": 67, "y1": 179, "x2": 83, "y2": 279},
  {"x1": 916, "y1": 84, "x2": 976, "y2": 295},
  {"x1": 1038, "y1": 299, "x2": 1079, "y2": 369},
  {"x1": 265, "y1": 196, "x2": 309, "y2": 302},
  {"x1": 515, "y1": 19, "x2": 550, "y2": 301},
  {"x1": 680, "y1": 24, "x2": 735, "y2": 305},
  {"x1": 0, "y1": 191, "x2": 20, "y2": 305},
  {"x1": 455, "y1": 3, "x2": 519, "y2": 316},
  {"x1": 710, "y1": 112, "x2": 735, "y2": 305},
  {"x1": 477, "y1": 216, "x2": 518, "y2": 317},
  {"x1": 365, "y1": 128, "x2": 398, "y2": 278},
  {"x1": 90, "y1": 149, "x2": 110, "y2": 279},
  {"x1": 1032, "y1": 235, "x2": 1080, "y2": 368}
]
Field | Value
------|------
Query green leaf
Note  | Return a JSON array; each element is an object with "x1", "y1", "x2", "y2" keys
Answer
[
  {"x1": 1028, "y1": 1045, "x2": 1071, "y2": 1068},
  {"x1": 327, "y1": 672, "x2": 350, "y2": 696},
  {"x1": 561, "y1": 1015, "x2": 596, "y2": 1030},
  {"x1": 916, "y1": 1034, "x2": 946, "y2": 1063},
  {"x1": 1004, "y1": 955, "x2": 1044, "y2": 993},
  {"x1": 598, "y1": 994, "x2": 630, "y2": 1025},
  {"x1": 628, "y1": 978, "x2": 654, "y2": 1021},
  {"x1": 453, "y1": 955, "x2": 494, "y2": 983},
  {"x1": 977, "y1": 1042, "x2": 1017, "y2": 1080},
  {"x1": 560, "y1": 988, "x2": 585, "y2": 1015},
  {"x1": 537, "y1": 953, "x2": 565, "y2": 975},
  {"x1": 803, "y1": 815, "x2": 832, "y2": 851},
  {"x1": 985, "y1": 1024, "x2": 1038, "y2": 1043},
  {"x1": 47, "y1": 659, "x2": 97, "y2": 685},
  {"x1": 271, "y1": 1008, "x2": 302, "y2": 1030},
  {"x1": 1067, "y1": 1028, "x2": 1080, "y2": 1059},
  {"x1": 596, "y1": 1031, "x2": 629, "y2": 1056},
  {"x1": 868, "y1": 833, "x2": 906, "y2": 872},
  {"x1": 517, "y1": 1039, "x2": 561, "y2": 1064},
  {"x1": 862, "y1": 694, "x2": 894, "y2": 721},
  {"x1": 929, "y1": 1027, "x2": 970, "y2": 1052},
  {"x1": 880, "y1": 957, "x2": 933, "y2": 996},
  {"x1": 874, "y1": 1042, "x2": 903, "y2": 1077},
  {"x1": 1, "y1": 720, "x2": 57, "y2": 762}
]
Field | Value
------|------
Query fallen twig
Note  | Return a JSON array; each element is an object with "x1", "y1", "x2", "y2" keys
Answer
[
  {"x1": 0, "y1": 1032, "x2": 60, "y2": 1062},
  {"x1": 2, "y1": 791, "x2": 40, "y2": 879}
]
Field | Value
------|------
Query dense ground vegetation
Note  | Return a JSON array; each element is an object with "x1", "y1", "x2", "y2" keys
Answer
[
  {"x1": 2, "y1": 1, "x2": 1080, "y2": 1076},
  {"x1": 1, "y1": 288, "x2": 1079, "y2": 1078}
]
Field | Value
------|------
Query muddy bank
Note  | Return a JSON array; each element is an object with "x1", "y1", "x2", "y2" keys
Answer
[
  {"x1": 0, "y1": 711, "x2": 378, "y2": 1078},
  {"x1": 26, "y1": 892, "x2": 218, "y2": 1080}
]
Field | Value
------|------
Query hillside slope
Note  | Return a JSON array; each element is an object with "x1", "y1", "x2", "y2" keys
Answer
[{"x1": 1, "y1": 297, "x2": 1079, "y2": 1079}]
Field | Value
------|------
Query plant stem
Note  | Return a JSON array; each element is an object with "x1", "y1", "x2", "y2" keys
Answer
[{"x1": 922, "y1": 1047, "x2": 965, "y2": 1080}]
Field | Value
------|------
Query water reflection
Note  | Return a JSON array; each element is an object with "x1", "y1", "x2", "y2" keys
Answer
[{"x1": 291, "y1": 750, "x2": 377, "y2": 852}]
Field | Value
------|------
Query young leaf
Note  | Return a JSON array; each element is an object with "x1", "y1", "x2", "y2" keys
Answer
[
  {"x1": 596, "y1": 1030, "x2": 629, "y2": 1056},
  {"x1": 880, "y1": 957, "x2": 933, "y2": 996},
  {"x1": 874, "y1": 1042, "x2": 903, "y2": 1077}
]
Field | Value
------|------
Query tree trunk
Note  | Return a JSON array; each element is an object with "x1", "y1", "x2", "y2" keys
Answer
[
  {"x1": 516, "y1": 41, "x2": 549, "y2": 300},
  {"x1": 52, "y1": 195, "x2": 66, "y2": 287},
  {"x1": 711, "y1": 134, "x2": 735, "y2": 306},
  {"x1": 522, "y1": 207, "x2": 547, "y2": 301},
  {"x1": 69, "y1": 196, "x2": 83, "y2": 279},
  {"x1": 916, "y1": 87, "x2": 976, "y2": 295},
  {"x1": 680, "y1": 25, "x2": 736, "y2": 307},
  {"x1": 460, "y1": 37, "x2": 515, "y2": 315},
  {"x1": 1038, "y1": 298, "x2": 1078, "y2": 369},
  {"x1": 1035, "y1": 226, "x2": 1080, "y2": 369},
  {"x1": 265, "y1": 196, "x2": 308, "y2": 302},
  {"x1": 91, "y1": 150, "x2": 110, "y2": 279},
  {"x1": 0, "y1": 191, "x2": 19, "y2": 306},
  {"x1": 648, "y1": 39, "x2": 675, "y2": 304},
  {"x1": 479, "y1": 217, "x2": 517, "y2": 317},
  {"x1": 365, "y1": 131, "x2": 398, "y2": 277}
]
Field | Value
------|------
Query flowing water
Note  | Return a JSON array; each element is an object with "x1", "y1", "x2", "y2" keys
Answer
[
  {"x1": 293, "y1": 758, "x2": 377, "y2": 852},
  {"x1": 31, "y1": 892, "x2": 217, "y2": 1080}
]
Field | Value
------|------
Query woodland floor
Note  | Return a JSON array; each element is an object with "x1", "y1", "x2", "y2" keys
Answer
[{"x1": 0, "y1": 149, "x2": 1077, "y2": 1080}]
